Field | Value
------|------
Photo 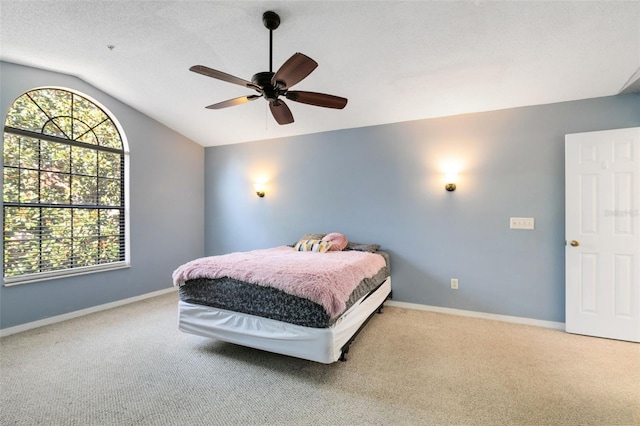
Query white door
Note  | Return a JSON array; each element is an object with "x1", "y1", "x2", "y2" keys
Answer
[{"x1": 565, "y1": 127, "x2": 640, "y2": 342}]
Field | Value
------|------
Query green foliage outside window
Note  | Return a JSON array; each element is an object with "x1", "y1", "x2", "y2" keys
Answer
[{"x1": 3, "y1": 88, "x2": 126, "y2": 281}]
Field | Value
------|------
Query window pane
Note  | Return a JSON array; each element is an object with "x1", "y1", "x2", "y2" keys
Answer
[
  {"x1": 93, "y1": 120, "x2": 122, "y2": 149},
  {"x1": 41, "y1": 208, "x2": 72, "y2": 240},
  {"x1": 50, "y1": 116, "x2": 73, "y2": 140},
  {"x1": 39, "y1": 208, "x2": 73, "y2": 271},
  {"x1": 73, "y1": 209, "x2": 98, "y2": 238},
  {"x1": 3, "y1": 207, "x2": 41, "y2": 277},
  {"x1": 73, "y1": 95, "x2": 108, "y2": 128},
  {"x1": 100, "y1": 209, "x2": 122, "y2": 236},
  {"x1": 76, "y1": 131, "x2": 99, "y2": 145},
  {"x1": 28, "y1": 89, "x2": 72, "y2": 126},
  {"x1": 40, "y1": 171, "x2": 70, "y2": 204},
  {"x1": 4, "y1": 207, "x2": 40, "y2": 241},
  {"x1": 73, "y1": 237, "x2": 99, "y2": 267},
  {"x1": 71, "y1": 146, "x2": 97, "y2": 175},
  {"x1": 3, "y1": 240, "x2": 41, "y2": 277},
  {"x1": 71, "y1": 119, "x2": 92, "y2": 142},
  {"x1": 3, "y1": 94, "x2": 49, "y2": 132},
  {"x1": 3, "y1": 134, "x2": 20, "y2": 167},
  {"x1": 20, "y1": 137, "x2": 40, "y2": 170},
  {"x1": 3, "y1": 167, "x2": 20, "y2": 203},
  {"x1": 97, "y1": 151, "x2": 121, "y2": 178},
  {"x1": 42, "y1": 121, "x2": 67, "y2": 139},
  {"x1": 99, "y1": 236, "x2": 121, "y2": 263},
  {"x1": 99, "y1": 178, "x2": 120, "y2": 206},
  {"x1": 40, "y1": 141, "x2": 70, "y2": 173},
  {"x1": 41, "y1": 237, "x2": 72, "y2": 272},
  {"x1": 71, "y1": 175, "x2": 97, "y2": 205},
  {"x1": 19, "y1": 169, "x2": 39, "y2": 203}
]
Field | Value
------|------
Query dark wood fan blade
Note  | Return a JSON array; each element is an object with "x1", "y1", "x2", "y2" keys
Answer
[
  {"x1": 205, "y1": 95, "x2": 261, "y2": 110},
  {"x1": 285, "y1": 91, "x2": 348, "y2": 109},
  {"x1": 269, "y1": 100, "x2": 294, "y2": 125},
  {"x1": 190, "y1": 65, "x2": 260, "y2": 90},
  {"x1": 271, "y1": 53, "x2": 318, "y2": 89}
]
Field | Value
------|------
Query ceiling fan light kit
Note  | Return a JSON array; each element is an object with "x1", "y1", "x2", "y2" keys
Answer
[{"x1": 190, "y1": 11, "x2": 347, "y2": 125}]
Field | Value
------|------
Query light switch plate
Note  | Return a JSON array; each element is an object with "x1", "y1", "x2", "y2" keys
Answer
[{"x1": 510, "y1": 217, "x2": 535, "y2": 230}]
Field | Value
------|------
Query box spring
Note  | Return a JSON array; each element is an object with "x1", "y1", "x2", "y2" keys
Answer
[{"x1": 178, "y1": 277, "x2": 391, "y2": 363}]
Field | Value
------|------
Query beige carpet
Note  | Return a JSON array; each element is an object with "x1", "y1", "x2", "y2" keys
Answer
[{"x1": 1, "y1": 291, "x2": 638, "y2": 425}]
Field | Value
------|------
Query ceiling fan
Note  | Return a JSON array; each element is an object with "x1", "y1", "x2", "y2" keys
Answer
[{"x1": 189, "y1": 11, "x2": 347, "y2": 125}]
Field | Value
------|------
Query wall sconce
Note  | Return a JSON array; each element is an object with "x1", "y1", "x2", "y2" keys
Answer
[
  {"x1": 253, "y1": 183, "x2": 265, "y2": 198},
  {"x1": 444, "y1": 172, "x2": 457, "y2": 192}
]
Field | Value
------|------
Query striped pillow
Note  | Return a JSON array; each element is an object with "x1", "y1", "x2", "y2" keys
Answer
[{"x1": 294, "y1": 239, "x2": 332, "y2": 253}]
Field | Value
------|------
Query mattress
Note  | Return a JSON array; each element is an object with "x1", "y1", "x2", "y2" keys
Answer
[{"x1": 178, "y1": 250, "x2": 390, "y2": 328}]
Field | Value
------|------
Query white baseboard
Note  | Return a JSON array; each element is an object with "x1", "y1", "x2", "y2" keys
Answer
[
  {"x1": 386, "y1": 300, "x2": 565, "y2": 331},
  {"x1": 0, "y1": 287, "x2": 178, "y2": 337},
  {"x1": 2, "y1": 288, "x2": 564, "y2": 337}
]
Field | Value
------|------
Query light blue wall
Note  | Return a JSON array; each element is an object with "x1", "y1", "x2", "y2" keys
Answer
[
  {"x1": 204, "y1": 94, "x2": 640, "y2": 323},
  {"x1": 3, "y1": 60, "x2": 637, "y2": 328},
  {"x1": 0, "y1": 62, "x2": 205, "y2": 329}
]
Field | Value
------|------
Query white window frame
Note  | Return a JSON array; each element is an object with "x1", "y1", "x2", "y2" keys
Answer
[{"x1": 2, "y1": 87, "x2": 130, "y2": 286}]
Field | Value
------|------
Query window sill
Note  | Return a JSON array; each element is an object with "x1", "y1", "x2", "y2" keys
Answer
[{"x1": 3, "y1": 262, "x2": 130, "y2": 286}]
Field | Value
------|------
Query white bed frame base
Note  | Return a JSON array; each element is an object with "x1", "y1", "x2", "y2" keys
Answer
[{"x1": 178, "y1": 277, "x2": 391, "y2": 364}]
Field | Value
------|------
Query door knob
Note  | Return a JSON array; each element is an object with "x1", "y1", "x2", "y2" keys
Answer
[{"x1": 570, "y1": 240, "x2": 580, "y2": 247}]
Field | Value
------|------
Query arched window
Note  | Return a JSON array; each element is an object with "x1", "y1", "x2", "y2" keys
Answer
[{"x1": 3, "y1": 88, "x2": 129, "y2": 284}]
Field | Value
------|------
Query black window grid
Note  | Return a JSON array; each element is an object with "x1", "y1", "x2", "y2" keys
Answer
[{"x1": 3, "y1": 89, "x2": 126, "y2": 279}]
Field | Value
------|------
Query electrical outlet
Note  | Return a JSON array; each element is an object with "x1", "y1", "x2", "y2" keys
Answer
[
  {"x1": 510, "y1": 217, "x2": 535, "y2": 230},
  {"x1": 450, "y1": 278, "x2": 459, "y2": 289}
]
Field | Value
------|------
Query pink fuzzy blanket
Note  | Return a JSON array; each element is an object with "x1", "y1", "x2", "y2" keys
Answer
[{"x1": 172, "y1": 246, "x2": 386, "y2": 317}]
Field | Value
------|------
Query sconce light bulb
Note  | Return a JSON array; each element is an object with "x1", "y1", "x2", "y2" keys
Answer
[
  {"x1": 443, "y1": 170, "x2": 458, "y2": 192},
  {"x1": 254, "y1": 183, "x2": 265, "y2": 198}
]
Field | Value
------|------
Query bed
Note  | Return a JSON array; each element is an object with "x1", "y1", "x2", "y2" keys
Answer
[{"x1": 172, "y1": 233, "x2": 391, "y2": 363}]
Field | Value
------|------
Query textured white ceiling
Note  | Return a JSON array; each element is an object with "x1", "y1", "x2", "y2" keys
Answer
[{"x1": 1, "y1": 0, "x2": 639, "y2": 146}]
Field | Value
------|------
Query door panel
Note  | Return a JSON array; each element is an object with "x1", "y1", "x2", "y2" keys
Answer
[
  {"x1": 565, "y1": 127, "x2": 640, "y2": 342},
  {"x1": 579, "y1": 253, "x2": 598, "y2": 313},
  {"x1": 614, "y1": 254, "x2": 632, "y2": 317}
]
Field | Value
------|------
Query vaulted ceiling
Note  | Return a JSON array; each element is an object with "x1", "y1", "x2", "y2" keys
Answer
[{"x1": 1, "y1": 1, "x2": 639, "y2": 146}]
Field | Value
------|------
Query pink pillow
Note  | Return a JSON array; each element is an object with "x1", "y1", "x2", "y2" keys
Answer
[{"x1": 322, "y1": 233, "x2": 348, "y2": 251}]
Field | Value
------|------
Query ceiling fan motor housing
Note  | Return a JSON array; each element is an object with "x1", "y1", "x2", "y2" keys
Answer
[{"x1": 252, "y1": 71, "x2": 280, "y2": 101}]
